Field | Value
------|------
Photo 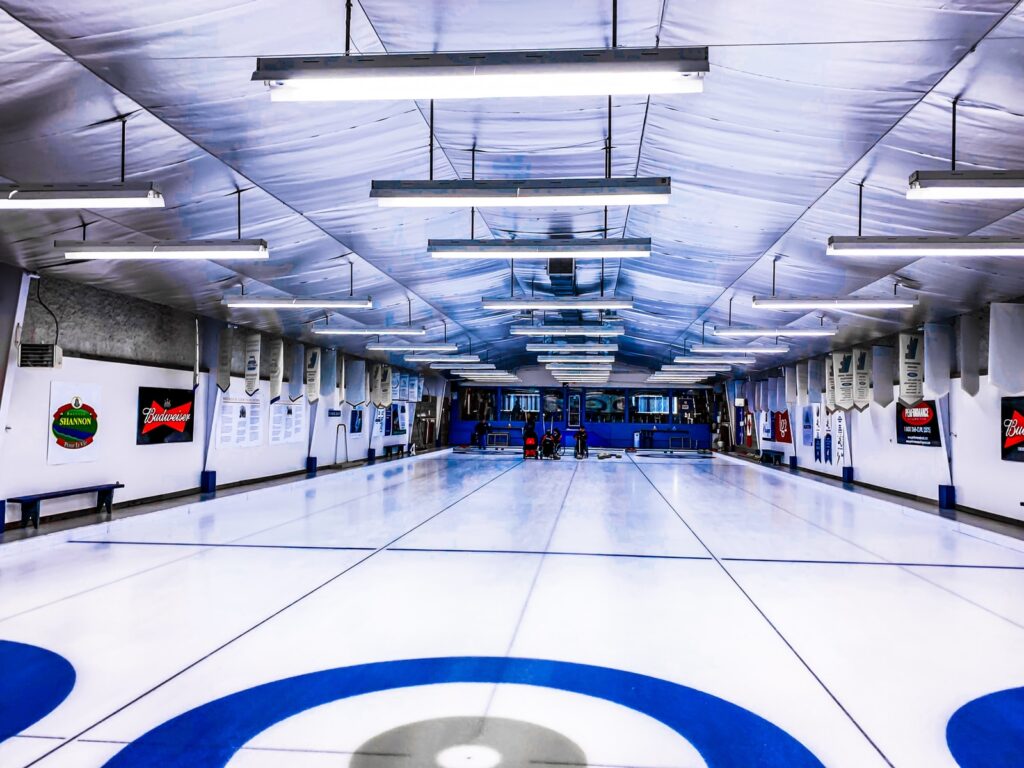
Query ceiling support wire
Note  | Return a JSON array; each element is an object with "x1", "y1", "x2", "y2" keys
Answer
[
  {"x1": 429, "y1": 100, "x2": 434, "y2": 181},
  {"x1": 119, "y1": 116, "x2": 127, "y2": 183},
  {"x1": 236, "y1": 188, "x2": 243, "y2": 239},
  {"x1": 344, "y1": 0, "x2": 353, "y2": 55},
  {"x1": 857, "y1": 181, "x2": 864, "y2": 237},
  {"x1": 951, "y1": 96, "x2": 958, "y2": 172},
  {"x1": 471, "y1": 145, "x2": 476, "y2": 239},
  {"x1": 349, "y1": 260, "x2": 354, "y2": 297}
]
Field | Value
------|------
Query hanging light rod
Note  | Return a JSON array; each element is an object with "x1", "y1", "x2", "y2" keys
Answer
[
  {"x1": 484, "y1": 297, "x2": 632, "y2": 311},
  {"x1": 0, "y1": 183, "x2": 164, "y2": 210},
  {"x1": 659, "y1": 364, "x2": 732, "y2": 373},
  {"x1": 58, "y1": 239, "x2": 268, "y2": 261},
  {"x1": 405, "y1": 354, "x2": 477, "y2": 363},
  {"x1": 222, "y1": 296, "x2": 373, "y2": 309},
  {"x1": 373, "y1": 178, "x2": 669, "y2": 208},
  {"x1": 908, "y1": 170, "x2": 1024, "y2": 201},
  {"x1": 313, "y1": 328, "x2": 428, "y2": 338},
  {"x1": 672, "y1": 356, "x2": 756, "y2": 365},
  {"x1": 689, "y1": 344, "x2": 789, "y2": 355},
  {"x1": 827, "y1": 236, "x2": 1024, "y2": 258},
  {"x1": 428, "y1": 237, "x2": 651, "y2": 259},
  {"x1": 536, "y1": 355, "x2": 615, "y2": 364},
  {"x1": 713, "y1": 326, "x2": 837, "y2": 338},
  {"x1": 526, "y1": 343, "x2": 619, "y2": 352},
  {"x1": 510, "y1": 324, "x2": 625, "y2": 337},
  {"x1": 254, "y1": 47, "x2": 707, "y2": 102},
  {"x1": 430, "y1": 362, "x2": 495, "y2": 370},
  {"x1": 751, "y1": 296, "x2": 918, "y2": 310}
]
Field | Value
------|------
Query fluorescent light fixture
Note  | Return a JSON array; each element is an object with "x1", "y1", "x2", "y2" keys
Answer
[
  {"x1": 58, "y1": 239, "x2": 269, "y2": 261},
  {"x1": 430, "y1": 363, "x2": 495, "y2": 370},
  {"x1": 689, "y1": 344, "x2": 789, "y2": 355},
  {"x1": 368, "y1": 343, "x2": 457, "y2": 353},
  {"x1": 510, "y1": 324, "x2": 625, "y2": 337},
  {"x1": 429, "y1": 238, "x2": 651, "y2": 260},
  {"x1": 752, "y1": 296, "x2": 918, "y2": 310},
  {"x1": 713, "y1": 326, "x2": 837, "y2": 338},
  {"x1": 0, "y1": 183, "x2": 164, "y2": 210},
  {"x1": 672, "y1": 356, "x2": 756, "y2": 365},
  {"x1": 484, "y1": 297, "x2": 632, "y2": 311},
  {"x1": 405, "y1": 354, "x2": 478, "y2": 363},
  {"x1": 315, "y1": 328, "x2": 428, "y2": 338},
  {"x1": 827, "y1": 236, "x2": 1024, "y2": 258},
  {"x1": 255, "y1": 47, "x2": 708, "y2": 102},
  {"x1": 536, "y1": 355, "x2": 615, "y2": 364},
  {"x1": 546, "y1": 363, "x2": 613, "y2": 370},
  {"x1": 223, "y1": 296, "x2": 373, "y2": 309},
  {"x1": 375, "y1": 178, "x2": 669, "y2": 209},
  {"x1": 908, "y1": 170, "x2": 1024, "y2": 200},
  {"x1": 659, "y1": 365, "x2": 732, "y2": 372},
  {"x1": 526, "y1": 343, "x2": 619, "y2": 353}
]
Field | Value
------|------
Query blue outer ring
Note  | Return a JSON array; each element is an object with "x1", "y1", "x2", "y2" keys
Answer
[
  {"x1": 103, "y1": 656, "x2": 823, "y2": 767},
  {"x1": 947, "y1": 686, "x2": 1024, "y2": 767},
  {"x1": 0, "y1": 640, "x2": 76, "y2": 743}
]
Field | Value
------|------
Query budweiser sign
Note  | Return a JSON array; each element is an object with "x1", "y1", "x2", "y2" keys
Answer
[
  {"x1": 137, "y1": 387, "x2": 195, "y2": 445},
  {"x1": 1001, "y1": 398, "x2": 1024, "y2": 462}
]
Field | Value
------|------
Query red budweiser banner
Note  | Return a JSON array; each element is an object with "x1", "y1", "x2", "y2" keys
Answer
[
  {"x1": 1002, "y1": 397, "x2": 1024, "y2": 462},
  {"x1": 137, "y1": 387, "x2": 195, "y2": 445}
]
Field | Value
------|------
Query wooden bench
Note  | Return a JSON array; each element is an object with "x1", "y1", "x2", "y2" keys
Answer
[
  {"x1": 8, "y1": 483, "x2": 125, "y2": 529},
  {"x1": 760, "y1": 449, "x2": 785, "y2": 466}
]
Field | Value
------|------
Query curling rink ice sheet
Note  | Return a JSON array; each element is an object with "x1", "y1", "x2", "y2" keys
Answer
[{"x1": 2, "y1": 451, "x2": 1024, "y2": 767}]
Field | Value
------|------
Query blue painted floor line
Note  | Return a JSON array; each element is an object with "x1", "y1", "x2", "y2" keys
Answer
[
  {"x1": 719, "y1": 557, "x2": 1024, "y2": 570},
  {"x1": 66, "y1": 540, "x2": 377, "y2": 552}
]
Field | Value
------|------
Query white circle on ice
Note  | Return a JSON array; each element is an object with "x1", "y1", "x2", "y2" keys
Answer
[{"x1": 435, "y1": 744, "x2": 503, "y2": 768}]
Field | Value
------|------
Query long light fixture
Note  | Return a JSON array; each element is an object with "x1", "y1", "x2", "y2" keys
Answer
[
  {"x1": 222, "y1": 296, "x2": 373, "y2": 309},
  {"x1": 526, "y1": 343, "x2": 619, "y2": 353},
  {"x1": 546, "y1": 363, "x2": 613, "y2": 370},
  {"x1": 672, "y1": 356, "x2": 756, "y2": 365},
  {"x1": 827, "y1": 236, "x2": 1024, "y2": 258},
  {"x1": 430, "y1": 362, "x2": 495, "y2": 370},
  {"x1": 713, "y1": 326, "x2": 837, "y2": 338},
  {"x1": 484, "y1": 297, "x2": 632, "y2": 311},
  {"x1": 908, "y1": 170, "x2": 1024, "y2": 200},
  {"x1": 314, "y1": 328, "x2": 428, "y2": 338},
  {"x1": 510, "y1": 324, "x2": 625, "y2": 337},
  {"x1": 429, "y1": 238, "x2": 651, "y2": 260},
  {"x1": 659, "y1": 364, "x2": 732, "y2": 373},
  {"x1": 536, "y1": 355, "x2": 615, "y2": 364},
  {"x1": 58, "y1": 239, "x2": 269, "y2": 261},
  {"x1": 254, "y1": 48, "x2": 708, "y2": 102},
  {"x1": 405, "y1": 354, "x2": 478, "y2": 363},
  {"x1": 689, "y1": 344, "x2": 789, "y2": 355},
  {"x1": 752, "y1": 296, "x2": 918, "y2": 310},
  {"x1": 375, "y1": 178, "x2": 669, "y2": 209},
  {"x1": 0, "y1": 183, "x2": 164, "y2": 210},
  {"x1": 366, "y1": 343, "x2": 456, "y2": 352}
]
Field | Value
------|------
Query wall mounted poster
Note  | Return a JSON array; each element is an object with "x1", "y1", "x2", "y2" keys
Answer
[
  {"x1": 1000, "y1": 397, "x2": 1024, "y2": 462},
  {"x1": 218, "y1": 391, "x2": 263, "y2": 448},
  {"x1": 270, "y1": 399, "x2": 306, "y2": 444},
  {"x1": 773, "y1": 411, "x2": 793, "y2": 444},
  {"x1": 48, "y1": 382, "x2": 102, "y2": 465},
  {"x1": 759, "y1": 411, "x2": 775, "y2": 441},
  {"x1": 137, "y1": 387, "x2": 195, "y2": 445},
  {"x1": 897, "y1": 400, "x2": 941, "y2": 447},
  {"x1": 350, "y1": 407, "x2": 364, "y2": 434}
]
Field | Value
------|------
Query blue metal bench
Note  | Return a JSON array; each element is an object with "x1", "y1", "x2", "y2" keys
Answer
[{"x1": 8, "y1": 483, "x2": 125, "y2": 529}]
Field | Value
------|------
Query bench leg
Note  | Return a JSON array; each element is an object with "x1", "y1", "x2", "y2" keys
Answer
[
  {"x1": 22, "y1": 500, "x2": 39, "y2": 529},
  {"x1": 97, "y1": 488, "x2": 114, "y2": 516}
]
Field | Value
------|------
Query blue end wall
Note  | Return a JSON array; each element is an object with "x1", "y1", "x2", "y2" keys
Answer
[{"x1": 449, "y1": 386, "x2": 712, "y2": 450}]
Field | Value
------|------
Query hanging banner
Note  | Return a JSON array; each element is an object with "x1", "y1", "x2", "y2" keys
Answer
[
  {"x1": 833, "y1": 351, "x2": 854, "y2": 411},
  {"x1": 243, "y1": 332, "x2": 261, "y2": 396},
  {"x1": 389, "y1": 367, "x2": 401, "y2": 403},
  {"x1": 760, "y1": 411, "x2": 775, "y2": 441},
  {"x1": 898, "y1": 332, "x2": 924, "y2": 407},
  {"x1": 897, "y1": 400, "x2": 941, "y2": 447},
  {"x1": 813, "y1": 404, "x2": 823, "y2": 463},
  {"x1": 775, "y1": 376, "x2": 786, "y2": 412},
  {"x1": 416, "y1": 375, "x2": 425, "y2": 403},
  {"x1": 824, "y1": 356, "x2": 836, "y2": 413},
  {"x1": 305, "y1": 347, "x2": 321, "y2": 403},
  {"x1": 796, "y1": 361, "x2": 809, "y2": 400},
  {"x1": 784, "y1": 365, "x2": 798, "y2": 407},
  {"x1": 321, "y1": 349, "x2": 338, "y2": 402},
  {"x1": 216, "y1": 326, "x2": 233, "y2": 393},
  {"x1": 743, "y1": 410, "x2": 755, "y2": 448},
  {"x1": 835, "y1": 411, "x2": 849, "y2": 467},
  {"x1": 959, "y1": 314, "x2": 980, "y2": 397},
  {"x1": 735, "y1": 405, "x2": 745, "y2": 445},
  {"x1": 773, "y1": 410, "x2": 792, "y2": 443},
  {"x1": 924, "y1": 322, "x2": 952, "y2": 399},
  {"x1": 1001, "y1": 397, "x2": 1024, "y2": 462},
  {"x1": 137, "y1": 387, "x2": 195, "y2": 445},
  {"x1": 337, "y1": 353, "x2": 346, "y2": 401},
  {"x1": 823, "y1": 409, "x2": 833, "y2": 464},
  {"x1": 766, "y1": 377, "x2": 778, "y2": 412},
  {"x1": 853, "y1": 347, "x2": 871, "y2": 411},
  {"x1": 218, "y1": 390, "x2": 264, "y2": 448},
  {"x1": 990, "y1": 304, "x2": 1024, "y2": 394},
  {"x1": 399, "y1": 373, "x2": 410, "y2": 402},
  {"x1": 268, "y1": 338, "x2": 284, "y2": 403},
  {"x1": 807, "y1": 358, "x2": 823, "y2": 404},
  {"x1": 743, "y1": 379, "x2": 754, "y2": 408},
  {"x1": 801, "y1": 406, "x2": 813, "y2": 446},
  {"x1": 345, "y1": 359, "x2": 367, "y2": 404},
  {"x1": 872, "y1": 346, "x2": 895, "y2": 408},
  {"x1": 48, "y1": 382, "x2": 102, "y2": 465}
]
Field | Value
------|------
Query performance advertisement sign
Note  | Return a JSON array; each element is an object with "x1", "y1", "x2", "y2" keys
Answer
[
  {"x1": 268, "y1": 338, "x2": 284, "y2": 403},
  {"x1": 48, "y1": 382, "x2": 102, "y2": 465},
  {"x1": 898, "y1": 332, "x2": 924, "y2": 407},
  {"x1": 244, "y1": 332, "x2": 261, "y2": 396},
  {"x1": 897, "y1": 400, "x2": 941, "y2": 447},
  {"x1": 833, "y1": 351, "x2": 855, "y2": 411},
  {"x1": 1000, "y1": 397, "x2": 1024, "y2": 462},
  {"x1": 853, "y1": 347, "x2": 871, "y2": 411},
  {"x1": 773, "y1": 411, "x2": 793, "y2": 444},
  {"x1": 137, "y1": 387, "x2": 195, "y2": 445}
]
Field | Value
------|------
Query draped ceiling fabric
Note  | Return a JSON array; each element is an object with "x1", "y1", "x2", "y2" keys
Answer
[{"x1": 0, "y1": 1, "x2": 1023, "y2": 375}]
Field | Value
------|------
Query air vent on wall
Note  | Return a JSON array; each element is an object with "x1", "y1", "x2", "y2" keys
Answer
[{"x1": 19, "y1": 343, "x2": 63, "y2": 368}]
